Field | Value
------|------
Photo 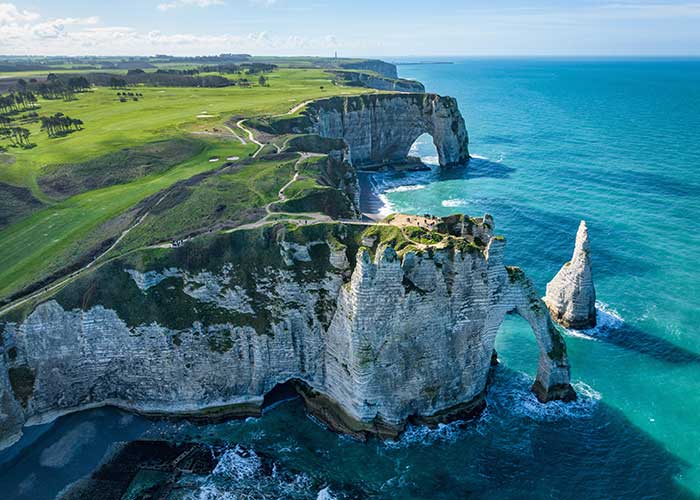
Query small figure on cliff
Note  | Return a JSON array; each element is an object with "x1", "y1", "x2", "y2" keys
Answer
[{"x1": 544, "y1": 220, "x2": 597, "y2": 329}]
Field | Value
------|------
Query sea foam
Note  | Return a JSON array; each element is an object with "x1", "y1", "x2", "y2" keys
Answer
[
  {"x1": 441, "y1": 198, "x2": 468, "y2": 208},
  {"x1": 563, "y1": 301, "x2": 625, "y2": 341},
  {"x1": 384, "y1": 184, "x2": 426, "y2": 193}
]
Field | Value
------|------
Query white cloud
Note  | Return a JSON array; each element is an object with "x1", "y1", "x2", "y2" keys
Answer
[
  {"x1": 0, "y1": 3, "x2": 39, "y2": 24},
  {"x1": 157, "y1": 0, "x2": 225, "y2": 11},
  {"x1": 0, "y1": 2, "x2": 354, "y2": 56},
  {"x1": 31, "y1": 16, "x2": 100, "y2": 39}
]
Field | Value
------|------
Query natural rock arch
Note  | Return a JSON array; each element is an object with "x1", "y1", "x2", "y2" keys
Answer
[
  {"x1": 408, "y1": 132, "x2": 440, "y2": 165},
  {"x1": 305, "y1": 93, "x2": 470, "y2": 167},
  {"x1": 499, "y1": 283, "x2": 577, "y2": 403},
  {"x1": 0, "y1": 219, "x2": 575, "y2": 447},
  {"x1": 484, "y1": 239, "x2": 577, "y2": 404}
]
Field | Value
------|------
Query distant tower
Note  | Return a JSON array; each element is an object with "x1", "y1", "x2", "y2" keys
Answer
[{"x1": 335, "y1": 51, "x2": 338, "y2": 60}]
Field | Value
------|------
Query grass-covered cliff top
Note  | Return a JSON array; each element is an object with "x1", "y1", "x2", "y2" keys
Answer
[
  {"x1": 358, "y1": 214, "x2": 494, "y2": 260},
  {"x1": 0, "y1": 213, "x2": 495, "y2": 327},
  {"x1": 0, "y1": 63, "x2": 377, "y2": 303},
  {"x1": 0, "y1": 55, "x2": 472, "y2": 315}
]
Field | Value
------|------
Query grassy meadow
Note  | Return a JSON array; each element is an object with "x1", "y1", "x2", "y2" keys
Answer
[{"x1": 0, "y1": 68, "x2": 370, "y2": 301}]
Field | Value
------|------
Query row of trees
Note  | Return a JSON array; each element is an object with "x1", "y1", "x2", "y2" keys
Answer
[
  {"x1": 0, "y1": 91, "x2": 38, "y2": 114},
  {"x1": 154, "y1": 68, "x2": 200, "y2": 76},
  {"x1": 35, "y1": 81, "x2": 75, "y2": 101},
  {"x1": 18, "y1": 74, "x2": 92, "y2": 101},
  {"x1": 109, "y1": 77, "x2": 128, "y2": 89},
  {"x1": 39, "y1": 112, "x2": 83, "y2": 137},
  {"x1": 197, "y1": 62, "x2": 277, "y2": 76},
  {"x1": 0, "y1": 126, "x2": 31, "y2": 147}
]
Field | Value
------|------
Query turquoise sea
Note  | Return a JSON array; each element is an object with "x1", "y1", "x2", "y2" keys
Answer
[{"x1": 1, "y1": 59, "x2": 699, "y2": 499}]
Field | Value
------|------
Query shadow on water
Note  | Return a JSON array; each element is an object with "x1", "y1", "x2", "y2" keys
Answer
[
  {"x1": 585, "y1": 321, "x2": 700, "y2": 366},
  {"x1": 0, "y1": 366, "x2": 697, "y2": 499},
  {"x1": 434, "y1": 156, "x2": 516, "y2": 181},
  {"x1": 478, "y1": 134, "x2": 519, "y2": 145}
]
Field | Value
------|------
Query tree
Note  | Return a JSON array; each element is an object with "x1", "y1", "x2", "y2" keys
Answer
[
  {"x1": 258, "y1": 75, "x2": 267, "y2": 86},
  {"x1": 40, "y1": 113, "x2": 84, "y2": 138},
  {"x1": 109, "y1": 77, "x2": 128, "y2": 90},
  {"x1": 8, "y1": 127, "x2": 30, "y2": 147},
  {"x1": 0, "y1": 91, "x2": 38, "y2": 113},
  {"x1": 67, "y1": 76, "x2": 90, "y2": 92}
]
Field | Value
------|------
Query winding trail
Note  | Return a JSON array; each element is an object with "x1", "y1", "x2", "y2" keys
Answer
[
  {"x1": 0, "y1": 99, "x2": 373, "y2": 317},
  {"x1": 235, "y1": 119, "x2": 264, "y2": 157},
  {"x1": 278, "y1": 99, "x2": 314, "y2": 117},
  {"x1": 223, "y1": 124, "x2": 246, "y2": 145},
  {"x1": 0, "y1": 192, "x2": 171, "y2": 317}
]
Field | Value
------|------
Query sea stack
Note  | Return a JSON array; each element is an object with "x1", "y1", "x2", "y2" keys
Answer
[{"x1": 545, "y1": 221, "x2": 597, "y2": 329}]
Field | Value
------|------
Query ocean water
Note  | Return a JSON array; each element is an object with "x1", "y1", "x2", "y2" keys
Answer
[{"x1": 1, "y1": 59, "x2": 699, "y2": 499}]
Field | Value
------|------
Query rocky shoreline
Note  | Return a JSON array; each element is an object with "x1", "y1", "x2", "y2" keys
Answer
[{"x1": 0, "y1": 84, "x2": 580, "y2": 451}]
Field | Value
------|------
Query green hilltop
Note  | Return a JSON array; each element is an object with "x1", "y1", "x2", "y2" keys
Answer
[{"x1": 0, "y1": 57, "x2": 413, "y2": 304}]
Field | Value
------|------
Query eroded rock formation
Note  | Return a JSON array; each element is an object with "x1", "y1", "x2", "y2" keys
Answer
[
  {"x1": 331, "y1": 70, "x2": 426, "y2": 93},
  {"x1": 306, "y1": 94, "x2": 470, "y2": 167},
  {"x1": 545, "y1": 221, "x2": 597, "y2": 329},
  {"x1": 0, "y1": 216, "x2": 574, "y2": 448}
]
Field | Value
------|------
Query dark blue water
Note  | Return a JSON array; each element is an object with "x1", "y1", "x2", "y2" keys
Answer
[{"x1": 1, "y1": 59, "x2": 699, "y2": 499}]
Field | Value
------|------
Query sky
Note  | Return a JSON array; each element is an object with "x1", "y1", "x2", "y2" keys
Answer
[{"x1": 1, "y1": 0, "x2": 700, "y2": 57}]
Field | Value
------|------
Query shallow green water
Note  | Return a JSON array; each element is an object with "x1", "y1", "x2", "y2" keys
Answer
[{"x1": 1, "y1": 59, "x2": 699, "y2": 499}]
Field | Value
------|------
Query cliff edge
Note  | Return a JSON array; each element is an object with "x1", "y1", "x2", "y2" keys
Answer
[
  {"x1": 253, "y1": 94, "x2": 470, "y2": 168},
  {"x1": 0, "y1": 215, "x2": 574, "y2": 447}
]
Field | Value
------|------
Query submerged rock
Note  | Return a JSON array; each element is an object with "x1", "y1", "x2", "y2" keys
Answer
[{"x1": 545, "y1": 221, "x2": 597, "y2": 329}]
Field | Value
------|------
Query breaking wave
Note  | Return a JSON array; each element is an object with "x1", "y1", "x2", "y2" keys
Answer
[
  {"x1": 486, "y1": 370, "x2": 601, "y2": 423},
  {"x1": 564, "y1": 301, "x2": 625, "y2": 341},
  {"x1": 383, "y1": 368, "x2": 600, "y2": 450},
  {"x1": 189, "y1": 445, "x2": 315, "y2": 500},
  {"x1": 384, "y1": 420, "x2": 464, "y2": 449},
  {"x1": 441, "y1": 198, "x2": 468, "y2": 208},
  {"x1": 384, "y1": 184, "x2": 426, "y2": 193}
]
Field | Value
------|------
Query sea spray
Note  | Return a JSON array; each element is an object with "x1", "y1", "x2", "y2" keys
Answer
[{"x1": 564, "y1": 302, "x2": 625, "y2": 341}]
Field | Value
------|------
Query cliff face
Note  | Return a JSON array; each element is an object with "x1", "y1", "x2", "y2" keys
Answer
[
  {"x1": 331, "y1": 70, "x2": 426, "y2": 93},
  {"x1": 0, "y1": 217, "x2": 574, "y2": 447},
  {"x1": 338, "y1": 60, "x2": 398, "y2": 79},
  {"x1": 307, "y1": 94, "x2": 470, "y2": 168},
  {"x1": 544, "y1": 221, "x2": 596, "y2": 329}
]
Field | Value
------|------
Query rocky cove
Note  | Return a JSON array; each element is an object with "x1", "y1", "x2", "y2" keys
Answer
[{"x1": 0, "y1": 91, "x2": 577, "y2": 451}]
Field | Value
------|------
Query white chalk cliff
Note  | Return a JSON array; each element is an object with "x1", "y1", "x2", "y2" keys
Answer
[
  {"x1": 306, "y1": 94, "x2": 470, "y2": 167},
  {"x1": 545, "y1": 221, "x2": 597, "y2": 329},
  {"x1": 0, "y1": 218, "x2": 575, "y2": 448}
]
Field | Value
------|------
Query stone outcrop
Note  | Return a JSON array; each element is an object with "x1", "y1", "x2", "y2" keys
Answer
[
  {"x1": 306, "y1": 94, "x2": 470, "y2": 167},
  {"x1": 544, "y1": 221, "x2": 597, "y2": 329},
  {"x1": 338, "y1": 59, "x2": 399, "y2": 79},
  {"x1": 0, "y1": 217, "x2": 574, "y2": 448},
  {"x1": 331, "y1": 70, "x2": 426, "y2": 93}
]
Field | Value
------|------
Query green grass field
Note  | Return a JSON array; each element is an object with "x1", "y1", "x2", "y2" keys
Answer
[
  {"x1": 118, "y1": 156, "x2": 299, "y2": 251},
  {"x1": 0, "y1": 68, "x2": 365, "y2": 192},
  {"x1": 0, "y1": 68, "x2": 370, "y2": 301}
]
